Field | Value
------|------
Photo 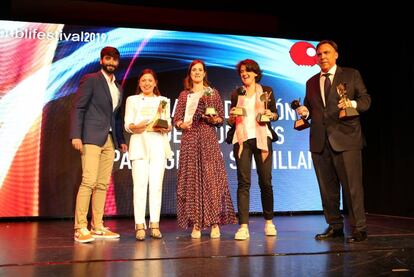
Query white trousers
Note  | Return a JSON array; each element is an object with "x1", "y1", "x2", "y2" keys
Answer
[{"x1": 131, "y1": 132, "x2": 166, "y2": 228}]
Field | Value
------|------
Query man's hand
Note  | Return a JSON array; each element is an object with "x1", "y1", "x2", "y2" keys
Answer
[
  {"x1": 120, "y1": 143, "x2": 128, "y2": 153},
  {"x1": 297, "y1": 106, "x2": 309, "y2": 118},
  {"x1": 72, "y1": 138, "x2": 83, "y2": 153},
  {"x1": 338, "y1": 98, "x2": 353, "y2": 109}
]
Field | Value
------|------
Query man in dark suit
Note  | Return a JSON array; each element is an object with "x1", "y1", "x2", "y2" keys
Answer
[
  {"x1": 70, "y1": 46, "x2": 127, "y2": 243},
  {"x1": 297, "y1": 40, "x2": 371, "y2": 243}
]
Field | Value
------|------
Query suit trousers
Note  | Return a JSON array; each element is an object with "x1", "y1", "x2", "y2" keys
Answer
[
  {"x1": 312, "y1": 139, "x2": 367, "y2": 232},
  {"x1": 131, "y1": 132, "x2": 166, "y2": 228},
  {"x1": 74, "y1": 135, "x2": 115, "y2": 230},
  {"x1": 234, "y1": 138, "x2": 274, "y2": 225}
]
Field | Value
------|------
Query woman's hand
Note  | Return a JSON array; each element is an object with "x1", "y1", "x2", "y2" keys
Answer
[
  {"x1": 153, "y1": 124, "x2": 172, "y2": 134},
  {"x1": 129, "y1": 120, "x2": 149, "y2": 134},
  {"x1": 177, "y1": 121, "x2": 192, "y2": 130},
  {"x1": 202, "y1": 114, "x2": 222, "y2": 125},
  {"x1": 264, "y1": 109, "x2": 278, "y2": 120}
]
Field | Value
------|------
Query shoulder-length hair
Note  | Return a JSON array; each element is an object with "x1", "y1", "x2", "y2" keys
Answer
[
  {"x1": 136, "y1": 68, "x2": 161, "y2": 96},
  {"x1": 183, "y1": 59, "x2": 209, "y2": 91}
]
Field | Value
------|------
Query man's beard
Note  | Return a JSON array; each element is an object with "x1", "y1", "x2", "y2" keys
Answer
[{"x1": 102, "y1": 64, "x2": 117, "y2": 74}]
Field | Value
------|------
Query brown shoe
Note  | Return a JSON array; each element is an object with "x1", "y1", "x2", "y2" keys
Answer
[
  {"x1": 135, "y1": 223, "x2": 146, "y2": 241},
  {"x1": 91, "y1": 226, "x2": 120, "y2": 239},
  {"x1": 74, "y1": 228, "x2": 95, "y2": 243},
  {"x1": 150, "y1": 222, "x2": 162, "y2": 239}
]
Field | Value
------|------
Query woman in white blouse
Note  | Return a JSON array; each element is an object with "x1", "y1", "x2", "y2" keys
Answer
[{"x1": 124, "y1": 69, "x2": 172, "y2": 240}]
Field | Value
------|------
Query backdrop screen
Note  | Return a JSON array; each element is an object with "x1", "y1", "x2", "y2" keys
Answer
[{"x1": 0, "y1": 20, "x2": 323, "y2": 217}]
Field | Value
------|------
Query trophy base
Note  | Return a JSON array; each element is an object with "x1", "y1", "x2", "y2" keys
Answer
[
  {"x1": 294, "y1": 119, "x2": 310, "y2": 131},
  {"x1": 230, "y1": 107, "x2": 246, "y2": 116},
  {"x1": 256, "y1": 114, "x2": 271, "y2": 123},
  {"x1": 339, "y1": 107, "x2": 359, "y2": 120},
  {"x1": 204, "y1": 107, "x2": 217, "y2": 116},
  {"x1": 153, "y1": 119, "x2": 169, "y2": 129}
]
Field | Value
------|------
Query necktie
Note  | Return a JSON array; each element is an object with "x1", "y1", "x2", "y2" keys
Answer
[{"x1": 323, "y1": 73, "x2": 331, "y2": 102}]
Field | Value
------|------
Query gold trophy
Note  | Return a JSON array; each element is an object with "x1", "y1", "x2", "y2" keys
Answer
[
  {"x1": 230, "y1": 107, "x2": 247, "y2": 116},
  {"x1": 230, "y1": 87, "x2": 246, "y2": 116},
  {"x1": 203, "y1": 87, "x2": 217, "y2": 116},
  {"x1": 152, "y1": 100, "x2": 169, "y2": 129},
  {"x1": 337, "y1": 83, "x2": 359, "y2": 120},
  {"x1": 256, "y1": 91, "x2": 272, "y2": 123},
  {"x1": 290, "y1": 98, "x2": 310, "y2": 131}
]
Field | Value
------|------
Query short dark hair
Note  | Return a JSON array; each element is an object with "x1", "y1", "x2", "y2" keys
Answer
[
  {"x1": 236, "y1": 59, "x2": 262, "y2": 82},
  {"x1": 316, "y1": 40, "x2": 338, "y2": 52},
  {"x1": 100, "y1": 46, "x2": 120, "y2": 59}
]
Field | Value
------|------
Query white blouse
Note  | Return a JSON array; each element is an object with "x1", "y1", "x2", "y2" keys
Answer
[{"x1": 124, "y1": 94, "x2": 172, "y2": 160}]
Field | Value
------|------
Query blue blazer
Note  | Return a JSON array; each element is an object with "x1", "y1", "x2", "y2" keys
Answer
[{"x1": 70, "y1": 71, "x2": 125, "y2": 148}]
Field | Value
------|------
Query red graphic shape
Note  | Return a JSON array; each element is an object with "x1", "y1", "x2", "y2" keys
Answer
[{"x1": 289, "y1": 41, "x2": 317, "y2": 66}]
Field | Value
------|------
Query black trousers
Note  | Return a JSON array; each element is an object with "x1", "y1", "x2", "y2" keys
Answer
[
  {"x1": 234, "y1": 138, "x2": 274, "y2": 225},
  {"x1": 312, "y1": 139, "x2": 366, "y2": 232}
]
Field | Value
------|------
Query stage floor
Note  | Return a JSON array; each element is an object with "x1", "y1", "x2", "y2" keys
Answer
[{"x1": 0, "y1": 214, "x2": 413, "y2": 276}]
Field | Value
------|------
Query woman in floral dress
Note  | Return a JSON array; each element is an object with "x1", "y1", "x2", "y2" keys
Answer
[{"x1": 174, "y1": 60, "x2": 237, "y2": 238}]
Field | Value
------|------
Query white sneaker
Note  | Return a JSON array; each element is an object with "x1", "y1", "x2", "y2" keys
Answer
[
  {"x1": 264, "y1": 223, "x2": 277, "y2": 236},
  {"x1": 234, "y1": 228, "x2": 250, "y2": 240}
]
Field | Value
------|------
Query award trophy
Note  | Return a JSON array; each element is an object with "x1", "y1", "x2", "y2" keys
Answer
[
  {"x1": 230, "y1": 87, "x2": 246, "y2": 116},
  {"x1": 203, "y1": 87, "x2": 217, "y2": 116},
  {"x1": 290, "y1": 98, "x2": 310, "y2": 131},
  {"x1": 152, "y1": 100, "x2": 169, "y2": 129},
  {"x1": 337, "y1": 83, "x2": 359, "y2": 120},
  {"x1": 256, "y1": 91, "x2": 272, "y2": 123}
]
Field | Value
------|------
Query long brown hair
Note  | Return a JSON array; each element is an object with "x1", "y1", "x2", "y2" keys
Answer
[
  {"x1": 183, "y1": 60, "x2": 209, "y2": 91},
  {"x1": 136, "y1": 68, "x2": 161, "y2": 96}
]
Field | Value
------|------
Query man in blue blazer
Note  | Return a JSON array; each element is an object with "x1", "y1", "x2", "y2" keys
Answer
[
  {"x1": 70, "y1": 46, "x2": 127, "y2": 243},
  {"x1": 298, "y1": 40, "x2": 371, "y2": 243}
]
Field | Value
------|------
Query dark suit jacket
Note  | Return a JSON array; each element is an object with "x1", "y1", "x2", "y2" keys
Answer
[
  {"x1": 70, "y1": 71, "x2": 125, "y2": 148},
  {"x1": 304, "y1": 66, "x2": 371, "y2": 153},
  {"x1": 226, "y1": 85, "x2": 279, "y2": 144}
]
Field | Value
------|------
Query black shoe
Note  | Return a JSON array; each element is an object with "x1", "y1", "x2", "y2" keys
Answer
[
  {"x1": 315, "y1": 227, "x2": 344, "y2": 240},
  {"x1": 346, "y1": 231, "x2": 367, "y2": 243}
]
